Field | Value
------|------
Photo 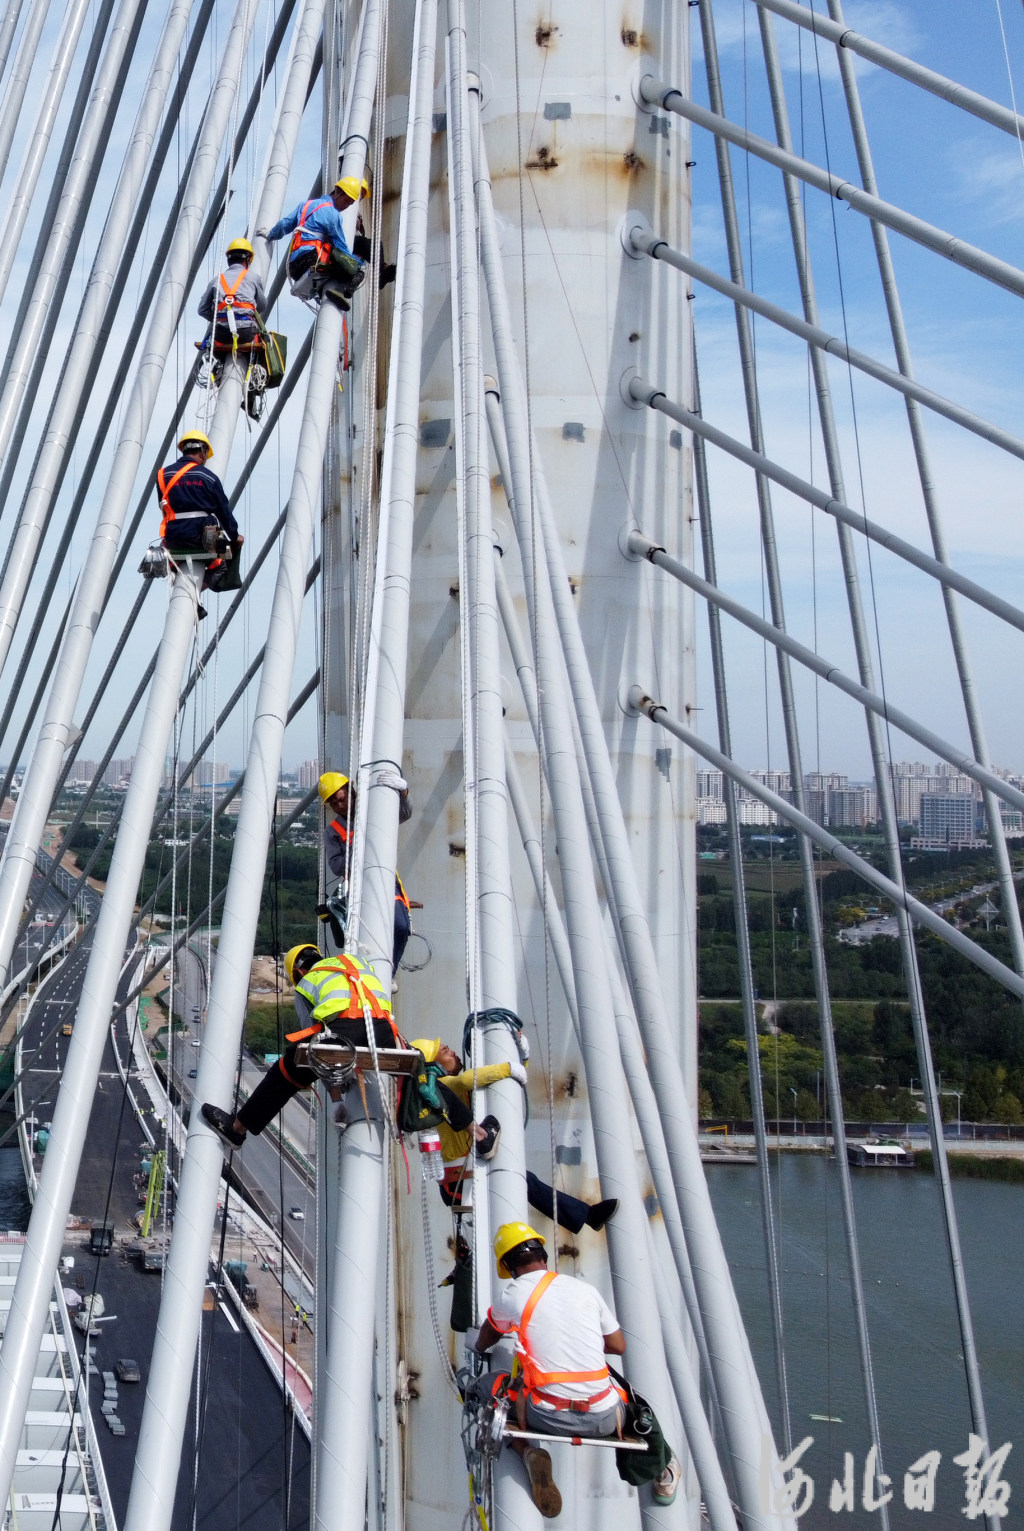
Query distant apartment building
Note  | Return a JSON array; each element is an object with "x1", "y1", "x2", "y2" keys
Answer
[
  {"x1": 181, "y1": 760, "x2": 229, "y2": 788},
  {"x1": 911, "y1": 793, "x2": 984, "y2": 850},
  {"x1": 103, "y1": 756, "x2": 133, "y2": 787},
  {"x1": 65, "y1": 760, "x2": 96, "y2": 785},
  {"x1": 696, "y1": 769, "x2": 723, "y2": 800},
  {"x1": 827, "y1": 785, "x2": 877, "y2": 827},
  {"x1": 297, "y1": 759, "x2": 319, "y2": 790}
]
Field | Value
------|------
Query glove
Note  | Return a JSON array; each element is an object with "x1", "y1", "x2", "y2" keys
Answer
[
  {"x1": 516, "y1": 1031, "x2": 530, "y2": 1064},
  {"x1": 508, "y1": 1061, "x2": 528, "y2": 1088},
  {"x1": 379, "y1": 262, "x2": 397, "y2": 289},
  {"x1": 255, "y1": 227, "x2": 270, "y2": 240}
]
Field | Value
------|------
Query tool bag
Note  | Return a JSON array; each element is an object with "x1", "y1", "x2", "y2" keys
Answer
[
  {"x1": 254, "y1": 317, "x2": 287, "y2": 387},
  {"x1": 396, "y1": 1049, "x2": 447, "y2": 1133},
  {"x1": 608, "y1": 1367, "x2": 672, "y2": 1486}
]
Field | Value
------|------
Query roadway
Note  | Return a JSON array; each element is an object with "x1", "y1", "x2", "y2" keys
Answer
[
  {"x1": 18, "y1": 931, "x2": 311, "y2": 1529},
  {"x1": 144, "y1": 935, "x2": 317, "y2": 1267}
]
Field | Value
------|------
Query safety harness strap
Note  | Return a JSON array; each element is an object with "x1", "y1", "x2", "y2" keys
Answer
[
  {"x1": 290, "y1": 198, "x2": 332, "y2": 264},
  {"x1": 513, "y1": 1272, "x2": 615, "y2": 1411},
  {"x1": 157, "y1": 464, "x2": 194, "y2": 538}
]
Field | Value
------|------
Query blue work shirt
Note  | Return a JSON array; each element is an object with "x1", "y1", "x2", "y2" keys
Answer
[
  {"x1": 266, "y1": 197, "x2": 358, "y2": 261},
  {"x1": 155, "y1": 456, "x2": 238, "y2": 541}
]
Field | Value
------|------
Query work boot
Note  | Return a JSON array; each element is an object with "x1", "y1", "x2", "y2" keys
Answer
[
  {"x1": 585, "y1": 1198, "x2": 618, "y2": 1232},
  {"x1": 652, "y1": 1455, "x2": 682, "y2": 1507},
  {"x1": 523, "y1": 1448, "x2": 561, "y2": 1519},
  {"x1": 201, "y1": 1103, "x2": 245, "y2": 1148},
  {"x1": 475, "y1": 1115, "x2": 500, "y2": 1161}
]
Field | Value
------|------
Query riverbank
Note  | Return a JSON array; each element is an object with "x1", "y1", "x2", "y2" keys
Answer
[{"x1": 702, "y1": 1133, "x2": 1024, "y2": 1179}]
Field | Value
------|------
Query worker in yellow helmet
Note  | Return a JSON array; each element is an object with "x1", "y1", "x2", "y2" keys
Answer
[
  {"x1": 155, "y1": 430, "x2": 243, "y2": 600},
  {"x1": 260, "y1": 176, "x2": 366, "y2": 307},
  {"x1": 317, "y1": 769, "x2": 417, "y2": 968},
  {"x1": 259, "y1": 174, "x2": 394, "y2": 306},
  {"x1": 473, "y1": 1225, "x2": 681, "y2": 1517},
  {"x1": 202, "y1": 943, "x2": 403, "y2": 1148},
  {"x1": 198, "y1": 236, "x2": 268, "y2": 352}
]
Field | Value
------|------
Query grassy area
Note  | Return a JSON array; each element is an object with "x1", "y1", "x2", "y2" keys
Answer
[
  {"x1": 699, "y1": 861, "x2": 840, "y2": 895},
  {"x1": 245, "y1": 999, "x2": 290, "y2": 1057},
  {"x1": 916, "y1": 1150, "x2": 1024, "y2": 1184}
]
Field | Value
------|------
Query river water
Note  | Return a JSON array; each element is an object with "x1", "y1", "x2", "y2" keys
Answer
[
  {"x1": 707, "y1": 1156, "x2": 1023, "y2": 1528},
  {"x1": 2, "y1": 1138, "x2": 1019, "y2": 1524}
]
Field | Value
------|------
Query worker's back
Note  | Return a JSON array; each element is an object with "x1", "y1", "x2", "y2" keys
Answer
[{"x1": 490, "y1": 1269, "x2": 617, "y2": 1407}]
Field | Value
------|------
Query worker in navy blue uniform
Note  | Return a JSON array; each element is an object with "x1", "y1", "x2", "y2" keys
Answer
[
  {"x1": 261, "y1": 176, "x2": 367, "y2": 304},
  {"x1": 156, "y1": 431, "x2": 243, "y2": 591}
]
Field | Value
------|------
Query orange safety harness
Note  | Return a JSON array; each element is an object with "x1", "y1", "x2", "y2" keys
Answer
[
  {"x1": 157, "y1": 463, "x2": 194, "y2": 539},
  {"x1": 290, "y1": 197, "x2": 332, "y2": 264},
  {"x1": 217, "y1": 264, "x2": 256, "y2": 320},
  {"x1": 214, "y1": 264, "x2": 261, "y2": 357},
  {"x1": 510, "y1": 1272, "x2": 623, "y2": 1414},
  {"x1": 286, "y1": 954, "x2": 400, "y2": 1045}
]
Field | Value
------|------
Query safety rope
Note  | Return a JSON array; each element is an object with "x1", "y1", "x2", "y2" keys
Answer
[{"x1": 419, "y1": 1172, "x2": 461, "y2": 1396}]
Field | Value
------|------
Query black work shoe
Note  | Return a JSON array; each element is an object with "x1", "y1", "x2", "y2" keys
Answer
[
  {"x1": 201, "y1": 1103, "x2": 245, "y2": 1148},
  {"x1": 196, "y1": 604, "x2": 208, "y2": 621},
  {"x1": 475, "y1": 1114, "x2": 500, "y2": 1161},
  {"x1": 585, "y1": 1198, "x2": 618, "y2": 1232}
]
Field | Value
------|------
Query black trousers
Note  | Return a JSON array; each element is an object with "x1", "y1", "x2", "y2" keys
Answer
[{"x1": 238, "y1": 1018, "x2": 398, "y2": 1136}]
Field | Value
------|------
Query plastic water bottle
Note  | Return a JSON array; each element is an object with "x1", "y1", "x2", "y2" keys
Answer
[{"x1": 419, "y1": 1128, "x2": 444, "y2": 1182}]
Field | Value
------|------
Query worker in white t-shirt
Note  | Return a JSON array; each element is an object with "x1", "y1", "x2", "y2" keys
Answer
[{"x1": 474, "y1": 1221, "x2": 680, "y2": 1517}]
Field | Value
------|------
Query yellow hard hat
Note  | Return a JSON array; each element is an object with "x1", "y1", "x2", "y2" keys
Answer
[
  {"x1": 284, "y1": 944, "x2": 321, "y2": 984},
  {"x1": 179, "y1": 429, "x2": 212, "y2": 458},
  {"x1": 318, "y1": 771, "x2": 349, "y2": 803},
  {"x1": 410, "y1": 1038, "x2": 441, "y2": 1064},
  {"x1": 493, "y1": 1222, "x2": 546, "y2": 1279},
  {"x1": 333, "y1": 175, "x2": 369, "y2": 201},
  {"x1": 226, "y1": 236, "x2": 254, "y2": 257}
]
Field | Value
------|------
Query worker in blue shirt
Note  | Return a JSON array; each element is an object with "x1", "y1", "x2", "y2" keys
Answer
[
  {"x1": 260, "y1": 176, "x2": 368, "y2": 306},
  {"x1": 156, "y1": 431, "x2": 243, "y2": 593}
]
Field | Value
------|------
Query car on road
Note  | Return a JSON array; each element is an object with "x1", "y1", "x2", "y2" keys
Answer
[
  {"x1": 62, "y1": 1023, "x2": 73, "y2": 1036},
  {"x1": 115, "y1": 1358, "x2": 141, "y2": 1383},
  {"x1": 188, "y1": 1068, "x2": 197, "y2": 1078},
  {"x1": 288, "y1": 1206, "x2": 305, "y2": 1221}
]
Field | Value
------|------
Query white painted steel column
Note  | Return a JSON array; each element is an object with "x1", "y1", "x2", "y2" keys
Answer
[
  {"x1": 0, "y1": 0, "x2": 26, "y2": 92},
  {"x1": 0, "y1": 0, "x2": 93, "y2": 317},
  {"x1": 0, "y1": 0, "x2": 55, "y2": 189},
  {"x1": 0, "y1": 0, "x2": 159, "y2": 664},
  {"x1": 0, "y1": 567, "x2": 201, "y2": 1503},
  {"x1": 206, "y1": 0, "x2": 326, "y2": 462},
  {"x1": 124, "y1": 308, "x2": 346, "y2": 1531},
  {"x1": 0, "y1": 0, "x2": 258, "y2": 991},
  {"x1": 476, "y1": 158, "x2": 788, "y2": 1531},
  {"x1": 453, "y1": 34, "x2": 526, "y2": 1284}
]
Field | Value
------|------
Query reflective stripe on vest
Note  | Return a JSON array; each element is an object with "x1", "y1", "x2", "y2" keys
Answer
[
  {"x1": 395, "y1": 873, "x2": 410, "y2": 912},
  {"x1": 292, "y1": 955, "x2": 393, "y2": 1026},
  {"x1": 157, "y1": 464, "x2": 193, "y2": 538},
  {"x1": 290, "y1": 198, "x2": 332, "y2": 262},
  {"x1": 513, "y1": 1272, "x2": 613, "y2": 1409}
]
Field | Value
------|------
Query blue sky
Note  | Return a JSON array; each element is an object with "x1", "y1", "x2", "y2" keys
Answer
[{"x1": 688, "y1": 0, "x2": 1024, "y2": 778}]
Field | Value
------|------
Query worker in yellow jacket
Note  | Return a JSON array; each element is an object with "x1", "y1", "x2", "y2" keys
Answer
[{"x1": 410, "y1": 1038, "x2": 616, "y2": 1235}]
